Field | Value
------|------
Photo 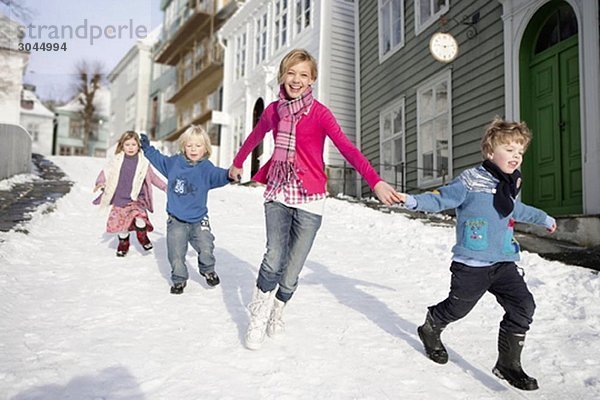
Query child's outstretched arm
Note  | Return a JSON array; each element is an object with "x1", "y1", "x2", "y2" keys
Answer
[
  {"x1": 93, "y1": 170, "x2": 106, "y2": 192},
  {"x1": 148, "y1": 167, "x2": 167, "y2": 192},
  {"x1": 513, "y1": 201, "x2": 557, "y2": 233},
  {"x1": 140, "y1": 133, "x2": 169, "y2": 177},
  {"x1": 232, "y1": 103, "x2": 274, "y2": 170},
  {"x1": 206, "y1": 162, "x2": 233, "y2": 189},
  {"x1": 402, "y1": 179, "x2": 467, "y2": 213}
]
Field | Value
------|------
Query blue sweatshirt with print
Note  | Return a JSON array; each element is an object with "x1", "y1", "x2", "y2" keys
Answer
[
  {"x1": 405, "y1": 166, "x2": 554, "y2": 264},
  {"x1": 142, "y1": 144, "x2": 230, "y2": 223}
]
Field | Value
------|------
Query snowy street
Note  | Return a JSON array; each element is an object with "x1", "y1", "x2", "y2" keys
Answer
[{"x1": 0, "y1": 156, "x2": 599, "y2": 400}]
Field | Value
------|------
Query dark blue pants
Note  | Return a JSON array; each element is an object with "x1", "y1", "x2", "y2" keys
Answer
[{"x1": 430, "y1": 261, "x2": 536, "y2": 334}]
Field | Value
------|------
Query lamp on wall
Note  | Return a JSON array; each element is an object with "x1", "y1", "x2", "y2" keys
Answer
[
  {"x1": 458, "y1": 11, "x2": 480, "y2": 39},
  {"x1": 438, "y1": 11, "x2": 480, "y2": 39}
]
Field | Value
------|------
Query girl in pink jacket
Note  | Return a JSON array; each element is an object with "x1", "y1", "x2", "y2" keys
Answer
[
  {"x1": 93, "y1": 131, "x2": 166, "y2": 257},
  {"x1": 229, "y1": 49, "x2": 401, "y2": 350}
]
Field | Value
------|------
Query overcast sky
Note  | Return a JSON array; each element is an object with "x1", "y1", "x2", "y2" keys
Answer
[{"x1": 1, "y1": 0, "x2": 162, "y2": 101}]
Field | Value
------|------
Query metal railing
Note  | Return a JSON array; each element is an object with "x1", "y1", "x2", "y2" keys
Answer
[
  {"x1": 327, "y1": 162, "x2": 448, "y2": 197},
  {"x1": 164, "y1": 0, "x2": 215, "y2": 42}
]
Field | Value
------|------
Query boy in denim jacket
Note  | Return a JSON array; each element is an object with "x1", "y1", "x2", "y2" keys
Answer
[{"x1": 398, "y1": 117, "x2": 556, "y2": 391}]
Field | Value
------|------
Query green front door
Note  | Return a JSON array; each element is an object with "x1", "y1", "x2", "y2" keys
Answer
[{"x1": 521, "y1": 3, "x2": 582, "y2": 216}]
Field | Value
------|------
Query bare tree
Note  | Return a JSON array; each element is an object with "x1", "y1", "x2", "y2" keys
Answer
[
  {"x1": 0, "y1": 0, "x2": 34, "y2": 22},
  {"x1": 72, "y1": 60, "x2": 105, "y2": 155}
]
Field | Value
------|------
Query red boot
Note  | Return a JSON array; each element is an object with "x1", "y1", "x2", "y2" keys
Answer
[
  {"x1": 116, "y1": 235, "x2": 130, "y2": 257},
  {"x1": 136, "y1": 226, "x2": 153, "y2": 251}
]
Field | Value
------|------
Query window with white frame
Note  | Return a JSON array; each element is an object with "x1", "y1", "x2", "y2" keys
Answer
[
  {"x1": 164, "y1": 0, "x2": 176, "y2": 31},
  {"x1": 255, "y1": 13, "x2": 268, "y2": 65},
  {"x1": 208, "y1": 89, "x2": 221, "y2": 110},
  {"x1": 69, "y1": 120, "x2": 82, "y2": 138},
  {"x1": 182, "y1": 50, "x2": 193, "y2": 85},
  {"x1": 126, "y1": 57, "x2": 137, "y2": 84},
  {"x1": 193, "y1": 100, "x2": 202, "y2": 117},
  {"x1": 235, "y1": 32, "x2": 247, "y2": 80},
  {"x1": 273, "y1": 0, "x2": 289, "y2": 51},
  {"x1": 162, "y1": 85, "x2": 175, "y2": 119},
  {"x1": 378, "y1": 0, "x2": 404, "y2": 61},
  {"x1": 232, "y1": 114, "x2": 245, "y2": 157},
  {"x1": 379, "y1": 98, "x2": 405, "y2": 188},
  {"x1": 152, "y1": 62, "x2": 161, "y2": 81},
  {"x1": 417, "y1": 70, "x2": 452, "y2": 186},
  {"x1": 125, "y1": 95, "x2": 136, "y2": 124},
  {"x1": 415, "y1": 0, "x2": 449, "y2": 34},
  {"x1": 294, "y1": 0, "x2": 311, "y2": 35},
  {"x1": 195, "y1": 41, "x2": 206, "y2": 74},
  {"x1": 27, "y1": 123, "x2": 39, "y2": 141}
]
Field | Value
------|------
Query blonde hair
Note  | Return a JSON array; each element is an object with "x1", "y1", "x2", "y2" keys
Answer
[
  {"x1": 278, "y1": 48, "x2": 318, "y2": 84},
  {"x1": 115, "y1": 130, "x2": 140, "y2": 155},
  {"x1": 178, "y1": 125, "x2": 212, "y2": 157},
  {"x1": 480, "y1": 116, "x2": 532, "y2": 159}
]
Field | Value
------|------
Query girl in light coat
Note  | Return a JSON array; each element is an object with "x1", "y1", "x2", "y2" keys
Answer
[{"x1": 93, "y1": 131, "x2": 166, "y2": 257}]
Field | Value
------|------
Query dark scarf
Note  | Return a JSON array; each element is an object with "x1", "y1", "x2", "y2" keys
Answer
[{"x1": 482, "y1": 160, "x2": 521, "y2": 218}]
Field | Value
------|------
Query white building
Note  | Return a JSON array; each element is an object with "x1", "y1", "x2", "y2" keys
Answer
[
  {"x1": 20, "y1": 84, "x2": 54, "y2": 155},
  {"x1": 108, "y1": 26, "x2": 161, "y2": 145},
  {"x1": 0, "y1": 15, "x2": 29, "y2": 125},
  {"x1": 219, "y1": 0, "x2": 360, "y2": 195},
  {"x1": 54, "y1": 87, "x2": 111, "y2": 157}
]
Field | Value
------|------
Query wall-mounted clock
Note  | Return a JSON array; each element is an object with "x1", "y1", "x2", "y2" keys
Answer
[{"x1": 429, "y1": 32, "x2": 459, "y2": 63}]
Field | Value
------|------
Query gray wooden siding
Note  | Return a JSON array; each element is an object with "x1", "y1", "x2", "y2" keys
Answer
[
  {"x1": 327, "y1": 1, "x2": 356, "y2": 168},
  {"x1": 358, "y1": 0, "x2": 505, "y2": 195}
]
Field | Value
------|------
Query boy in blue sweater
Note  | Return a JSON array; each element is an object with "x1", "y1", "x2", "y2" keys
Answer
[
  {"x1": 141, "y1": 126, "x2": 231, "y2": 294},
  {"x1": 398, "y1": 117, "x2": 556, "y2": 391}
]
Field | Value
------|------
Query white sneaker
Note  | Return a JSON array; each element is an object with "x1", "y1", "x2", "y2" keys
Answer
[
  {"x1": 267, "y1": 298, "x2": 286, "y2": 338},
  {"x1": 245, "y1": 288, "x2": 274, "y2": 350}
]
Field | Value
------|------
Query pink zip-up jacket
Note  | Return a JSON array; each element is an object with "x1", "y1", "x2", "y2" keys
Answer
[{"x1": 233, "y1": 100, "x2": 382, "y2": 195}]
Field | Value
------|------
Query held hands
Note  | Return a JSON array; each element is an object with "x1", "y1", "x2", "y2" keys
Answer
[
  {"x1": 93, "y1": 184, "x2": 105, "y2": 193},
  {"x1": 229, "y1": 165, "x2": 242, "y2": 182},
  {"x1": 373, "y1": 181, "x2": 403, "y2": 206}
]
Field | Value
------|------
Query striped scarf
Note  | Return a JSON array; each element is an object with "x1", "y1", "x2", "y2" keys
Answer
[{"x1": 267, "y1": 84, "x2": 314, "y2": 184}]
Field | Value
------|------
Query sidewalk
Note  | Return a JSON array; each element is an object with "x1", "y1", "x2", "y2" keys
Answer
[
  {"x1": 1, "y1": 155, "x2": 598, "y2": 271},
  {"x1": 0, "y1": 154, "x2": 73, "y2": 234}
]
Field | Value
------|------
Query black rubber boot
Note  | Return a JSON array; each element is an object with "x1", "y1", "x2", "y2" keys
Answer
[
  {"x1": 492, "y1": 329, "x2": 539, "y2": 391},
  {"x1": 417, "y1": 311, "x2": 448, "y2": 364}
]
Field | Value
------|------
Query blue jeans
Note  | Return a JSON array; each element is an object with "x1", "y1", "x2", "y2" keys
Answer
[
  {"x1": 167, "y1": 215, "x2": 216, "y2": 284},
  {"x1": 256, "y1": 201, "x2": 322, "y2": 302}
]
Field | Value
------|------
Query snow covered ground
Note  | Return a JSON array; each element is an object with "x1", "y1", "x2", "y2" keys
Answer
[{"x1": 0, "y1": 156, "x2": 598, "y2": 400}]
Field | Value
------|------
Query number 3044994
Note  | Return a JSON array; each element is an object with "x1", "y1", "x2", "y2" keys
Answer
[{"x1": 18, "y1": 42, "x2": 67, "y2": 51}]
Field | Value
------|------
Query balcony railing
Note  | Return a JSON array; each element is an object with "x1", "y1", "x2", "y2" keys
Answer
[
  {"x1": 156, "y1": 0, "x2": 215, "y2": 64},
  {"x1": 168, "y1": 41, "x2": 224, "y2": 103}
]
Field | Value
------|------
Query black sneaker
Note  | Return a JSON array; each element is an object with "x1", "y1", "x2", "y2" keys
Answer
[
  {"x1": 170, "y1": 282, "x2": 186, "y2": 295},
  {"x1": 201, "y1": 271, "x2": 220, "y2": 287}
]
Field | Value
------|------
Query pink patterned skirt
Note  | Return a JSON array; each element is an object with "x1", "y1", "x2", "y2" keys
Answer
[{"x1": 106, "y1": 202, "x2": 154, "y2": 233}]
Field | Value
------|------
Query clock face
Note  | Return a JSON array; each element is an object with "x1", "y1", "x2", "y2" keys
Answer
[{"x1": 429, "y1": 32, "x2": 458, "y2": 63}]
